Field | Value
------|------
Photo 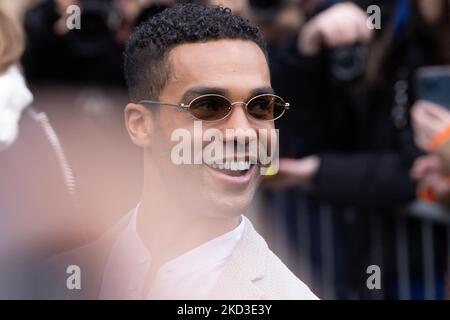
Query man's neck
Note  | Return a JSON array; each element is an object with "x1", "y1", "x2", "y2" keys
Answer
[
  {"x1": 136, "y1": 195, "x2": 241, "y2": 269},
  {"x1": 138, "y1": 156, "x2": 242, "y2": 267}
]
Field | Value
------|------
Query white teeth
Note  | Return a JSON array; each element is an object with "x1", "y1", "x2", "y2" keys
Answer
[{"x1": 210, "y1": 162, "x2": 251, "y2": 171}]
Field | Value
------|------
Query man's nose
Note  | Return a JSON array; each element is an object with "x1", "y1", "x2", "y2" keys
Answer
[
  {"x1": 221, "y1": 104, "x2": 257, "y2": 152},
  {"x1": 225, "y1": 103, "x2": 253, "y2": 132}
]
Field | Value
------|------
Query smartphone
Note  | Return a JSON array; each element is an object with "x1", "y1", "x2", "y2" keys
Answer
[{"x1": 416, "y1": 66, "x2": 450, "y2": 110}]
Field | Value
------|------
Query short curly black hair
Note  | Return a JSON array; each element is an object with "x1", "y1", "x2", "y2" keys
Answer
[{"x1": 124, "y1": 3, "x2": 267, "y2": 102}]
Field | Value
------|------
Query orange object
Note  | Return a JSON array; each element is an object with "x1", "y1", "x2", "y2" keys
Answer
[
  {"x1": 418, "y1": 188, "x2": 438, "y2": 203},
  {"x1": 428, "y1": 124, "x2": 450, "y2": 152},
  {"x1": 418, "y1": 174, "x2": 450, "y2": 203},
  {"x1": 422, "y1": 125, "x2": 450, "y2": 202}
]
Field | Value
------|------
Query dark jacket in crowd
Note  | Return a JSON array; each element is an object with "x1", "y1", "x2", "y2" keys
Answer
[{"x1": 272, "y1": 32, "x2": 425, "y2": 209}]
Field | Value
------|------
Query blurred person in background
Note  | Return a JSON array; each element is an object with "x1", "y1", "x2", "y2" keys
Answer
[
  {"x1": 271, "y1": 0, "x2": 416, "y2": 205},
  {"x1": 23, "y1": 0, "x2": 176, "y2": 85},
  {"x1": 0, "y1": 2, "x2": 81, "y2": 298},
  {"x1": 267, "y1": 0, "x2": 450, "y2": 298}
]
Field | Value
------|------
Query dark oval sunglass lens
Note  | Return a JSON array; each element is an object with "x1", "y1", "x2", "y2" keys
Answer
[
  {"x1": 189, "y1": 96, "x2": 231, "y2": 121},
  {"x1": 247, "y1": 95, "x2": 286, "y2": 120}
]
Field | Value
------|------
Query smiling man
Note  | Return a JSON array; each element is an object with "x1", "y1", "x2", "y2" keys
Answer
[{"x1": 42, "y1": 3, "x2": 318, "y2": 300}]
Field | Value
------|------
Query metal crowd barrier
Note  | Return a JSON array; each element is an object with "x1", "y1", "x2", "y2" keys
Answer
[{"x1": 263, "y1": 190, "x2": 450, "y2": 300}]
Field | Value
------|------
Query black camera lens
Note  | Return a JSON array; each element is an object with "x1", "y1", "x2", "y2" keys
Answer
[{"x1": 329, "y1": 44, "x2": 368, "y2": 82}]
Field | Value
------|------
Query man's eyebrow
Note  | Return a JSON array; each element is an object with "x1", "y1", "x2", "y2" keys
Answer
[
  {"x1": 248, "y1": 86, "x2": 275, "y2": 99},
  {"x1": 181, "y1": 87, "x2": 229, "y2": 103},
  {"x1": 180, "y1": 86, "x2": 275, "y2": 104}
]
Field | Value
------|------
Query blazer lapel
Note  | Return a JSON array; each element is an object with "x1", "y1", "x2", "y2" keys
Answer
[{"x1": 208, "y1": 217, "x2": 268, "y2": 300}]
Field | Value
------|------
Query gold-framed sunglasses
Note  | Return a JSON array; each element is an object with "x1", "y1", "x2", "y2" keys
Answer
[{"x1": 139, "y1": 93, "x2": 290, "y2": 121}]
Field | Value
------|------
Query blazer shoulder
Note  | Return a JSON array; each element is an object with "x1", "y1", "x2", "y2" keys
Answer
[
  {"x1": 237, "y1": 217, "x2": 319, "y2": 300},
  {"x1": 261, "y1": 247, "x2": 319, "y2": 300}
]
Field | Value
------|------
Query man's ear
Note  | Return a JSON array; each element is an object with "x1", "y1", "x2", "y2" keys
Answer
[{"x1": 124, "y1": 103, "x2": 154, "y2": 147}]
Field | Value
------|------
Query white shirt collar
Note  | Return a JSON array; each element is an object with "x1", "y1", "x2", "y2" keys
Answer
[{"x1": 100, "y1": 206, "x2": 245, "y2": 299}]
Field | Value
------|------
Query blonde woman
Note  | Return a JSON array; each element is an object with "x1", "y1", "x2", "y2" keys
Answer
[{"x1": 0, "y1": 5, "x2": 80, "y2": 298}]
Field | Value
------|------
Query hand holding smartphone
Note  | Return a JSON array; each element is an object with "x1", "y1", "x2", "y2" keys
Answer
[{"x1": 416, "y1": 66, "x2": 450, "y2": 109}]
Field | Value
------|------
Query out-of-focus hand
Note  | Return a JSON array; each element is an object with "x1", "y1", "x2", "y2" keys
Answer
[
  {"x1": 411, "y1": 101, "x2": 450, "y2": 151},
  {"x1": 298, "y1": 2, "x2": 372, "y2": 56},
  {"x1": 417, "y1": 171, "x2": 450, "y2": 206},
  {"x1": 411, "y1": 154, "x2": 447, "y2": 181},
  {"x1": 411, "y1": 155, "x2": 450, "y2": 205},
  {"x1": 264, "y1": 156, "x2": 321, "y2": 189}
]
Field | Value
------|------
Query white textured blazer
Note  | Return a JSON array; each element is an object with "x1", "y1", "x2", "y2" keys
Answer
[
  {"x1": 40, "y1": 214, "x2": 319, "y2": 300},
  {"x1": 209, "y1": 216, "x2": 319, "y2": 300}
]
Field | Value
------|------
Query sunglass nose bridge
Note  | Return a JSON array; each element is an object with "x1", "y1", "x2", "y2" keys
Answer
[{"x1": 230, "y1": 101, "x2": 247, "y2": 108}]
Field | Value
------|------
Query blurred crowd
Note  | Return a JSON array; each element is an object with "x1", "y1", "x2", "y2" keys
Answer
[{"x1": 0, "y1": 0, "x2": 449, "y2": 299}]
